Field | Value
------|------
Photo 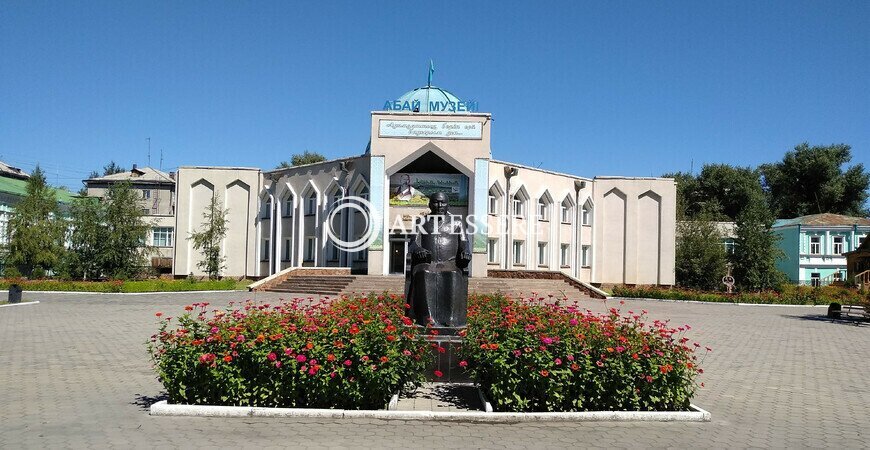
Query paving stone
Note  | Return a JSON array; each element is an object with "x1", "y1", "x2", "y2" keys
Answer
[{"x1": 1, "y1": 292, "x2": 869, "y2": 447}]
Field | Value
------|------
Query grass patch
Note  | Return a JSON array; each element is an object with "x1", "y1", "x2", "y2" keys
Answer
[{"x1": 0, "y1": 278, "x2": 252, "y2": 293}]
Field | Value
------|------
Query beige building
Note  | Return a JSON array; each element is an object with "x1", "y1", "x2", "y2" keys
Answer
[
  {"x1": 171, "y1": 84, "x2": 676, "y2": 286},
  {"x1": 84, "y1": 165, "x2": 176, "y2": 271}
]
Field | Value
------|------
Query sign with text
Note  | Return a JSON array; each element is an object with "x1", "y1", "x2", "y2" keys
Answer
[
  {"x1": 379, "y1": 120, "x2": 483, "y2": 140},
  {"x1": 389, "y1": 173, "x2": 469, "y2": 207}
]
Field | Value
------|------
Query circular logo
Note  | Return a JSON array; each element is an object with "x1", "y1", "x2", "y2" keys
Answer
[{"x1": 325, "y1": 195, "x2": 378, "y2": 253}]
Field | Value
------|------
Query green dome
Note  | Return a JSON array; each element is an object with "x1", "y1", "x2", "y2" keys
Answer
[{"x1": 395, "y1": 86, "x2": 462, "y2": 113}]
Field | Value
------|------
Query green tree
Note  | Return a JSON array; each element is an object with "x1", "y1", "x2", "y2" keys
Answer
[
  {"x1": 101, "y1": 181, "x2": 150, "y2": 279},
  {"x1": 189, "y1": 194, "x2": 228, "y2": 279},
  {"x1": 62, "y1": 196, "x2": 109, "y2": 280},
  {"x1": 5, "y1": 166, "x2": 66, "y2": 277},
  {"x1": 731, "y1": 200, "x2": 786, "y2": 291},
  {"x1": 675, "y1": 210, "x2": 728, "y2": 290},
  {"x1": 665, "y1": 164, "x2": 765, "y2": 221},
  {"x1": 276, "y1": 151, "x2": 327, "y2": 169},
  {"x1": 102, "y1": 161, "x2": 126, "y2": 176},
  {"x1": 760, "y1": 143, "x2": 869, "y2": 217}
]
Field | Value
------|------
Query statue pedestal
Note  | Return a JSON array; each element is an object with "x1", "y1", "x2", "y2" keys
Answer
[{"x1": 425, "y1": 332, "x2": 470, "y2": 383}]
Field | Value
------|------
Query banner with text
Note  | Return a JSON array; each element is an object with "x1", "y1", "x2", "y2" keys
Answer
[{"x1": 379, "y1": 120, "x2": 483, "y2": 140}]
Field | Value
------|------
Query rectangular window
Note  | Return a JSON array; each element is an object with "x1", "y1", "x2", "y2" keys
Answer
[
  {"x1": 561, "y1": 204, "x2": 572, "y2": 223},
  {"x1": 537, "y1": 200, "x2": 548, "y2": 221},
  {"x1": 152, "y1": 227, "x2": 174, "y2": 247},
  {"x1": 261, "y1": 200, "x2": 271, "y2": 219},
  {"x1": 513, "y1": 241, "x2": 524, "y2": 265},
  {"x1": 513, "y1": 197, "x2": 523, "y2": 217},
  {"x1": 809, "y1": 236, "x2": 821, "y2": 255},
  {"x1": 305, "y1": 196, "x2": 316, "y2": 215},
  {"x1": 142, "y1": 189, "x2": 151, "y2": 200},
  {"x1": 283, "y1": 238, "x2": 291, "y2": 261},
  {"x1": 810, "y1": 272, "x2": 821, "y2": 287},
  {"x1": 581, "y1": 245, "x2": 590, "y2": 267},
  {"x1": 581, "y1": 207, "x2": 591, "y2": 225},
  {"x1": 537, "y1": 242, "x2": 547, "y2": 266},
  {"x1": 141, "y1": 208, "x2": 151, "y2": 216},
  {"x1": 488, "y1": 194, "x2": 498, "y2": 215},
  {"x1": 723, "y1": 239, "x2": 737, "y2": 255},
  {"x1": 355, "y1": 248, "x2": 368, "y2": 262},
  {"x1": 262, "y1": 239, "x2": 271, "y2": 262},
  {"x1": 487, "y1": 238, "x2": 499, "y2": 264},
  {"x1": 560, "y1": 244, "x2": 570, "y2": 267},
  {"x1": 833, "y1": 236, "x2": 844, "y2": 255},
  {"x1": 304, "y1": 237, "x2": 315, "y2": 262},
  {"x1": 328, "y1": 241, "x2": 340, "y2": 261},
  {"x1": 283, "y1": 197, "x2": 294, "y2": 217}
]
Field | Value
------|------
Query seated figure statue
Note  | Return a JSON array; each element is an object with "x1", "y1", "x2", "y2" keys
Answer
[{"x1": 405, "y1": 192, "x2": 471, "y2": 329}]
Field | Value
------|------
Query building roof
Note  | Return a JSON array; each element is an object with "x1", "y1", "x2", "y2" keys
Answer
[
  {"x1": 85, "y1": 166, "x2": 174, "y2": 184},
  {"x1": 0, "y1": 176, "x2": 77, "y2": 204},
  {"x1": 773, "y1": 213, "x2": 870, "y2": 228},
  {"x1": 0, "y1": 161, "x2": 30, "y2": 180}
]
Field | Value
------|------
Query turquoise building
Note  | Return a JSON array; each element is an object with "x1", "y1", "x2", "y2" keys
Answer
[{"x1": 772, "y1": 213, "x2": 870, "y2": 286}]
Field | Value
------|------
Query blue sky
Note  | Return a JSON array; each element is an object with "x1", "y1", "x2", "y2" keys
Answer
[{"x1": 2, "y1": 1, "x2": 868, "y2": 191}]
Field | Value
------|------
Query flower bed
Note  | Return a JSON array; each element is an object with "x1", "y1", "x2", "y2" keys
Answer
[
  {"x1": 461, "y1": 295, "x2": 708, "y2": 412},
  {"x1": 612, "y1": 284, "x2": 870, "y2": 306},
  {"x1": 148, "y1": 294, "x2": 431, "y2": 409}
]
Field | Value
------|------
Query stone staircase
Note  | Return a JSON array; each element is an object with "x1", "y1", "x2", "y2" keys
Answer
[
  {"x1": 265, "y1": 274, "x2": 596, "y2": 299},
  {"x1": 267, "y1": 275, "x2": 356, "y2": 295}
]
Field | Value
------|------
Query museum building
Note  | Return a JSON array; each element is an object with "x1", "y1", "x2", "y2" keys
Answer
[{"x1": 172, "y1": 84, "x2": 677, "y2": 286}]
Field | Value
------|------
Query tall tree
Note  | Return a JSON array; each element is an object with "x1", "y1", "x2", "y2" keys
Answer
[
  {"x1": 189, "y1": 194, "x2": 228, "y2": 279},
  {"x1": 675, "y1": 209, "x2": 729, "y2": 290},
  {"x1": 5, "y1": 166, "x2": 66, "y2": 277},
  {"x1": 665, "y1": 164, "x2": 765, "y2": 221},
  {"x1": 101, "y1": 181, "x2": 150, "y2": 279},
  {"x1": 276, "y1": 151, "x2": 327, "y2": 169},
  {"x1": 102, "y1": 161, "x2": 126, "y2": 176},
  {"x1": 63, "y1": 196, "x2": 108, "y2": 280},
  {"x1": 731, "y1": 200, "x2": 785, "y2": 291},
  {"x1": 760, "y1": 143, "x2": 870, "y2": 217}
]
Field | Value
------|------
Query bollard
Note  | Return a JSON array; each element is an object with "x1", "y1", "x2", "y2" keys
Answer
[{"x1": 8, "y1": 284, "x2": 22, "y2": 304}]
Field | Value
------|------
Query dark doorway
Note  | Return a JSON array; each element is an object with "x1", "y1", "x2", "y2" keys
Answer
[{"x1": 389, "y1": 234, "x2": 409, "y2": 274}]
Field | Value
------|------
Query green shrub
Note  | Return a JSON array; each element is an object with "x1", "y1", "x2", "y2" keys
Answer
[
  {"x1": 461, "y1": 295, "x2": 707, "y2": 412},
  {"x1": 0, "y1": 278, "x2": 250, "y2": 293},
  {"x1": 612, "y1": 285, "x2": 869, "y2": 306},
  {"x1": 148, "y1": 294, "x2": 431, "y2": 409}
]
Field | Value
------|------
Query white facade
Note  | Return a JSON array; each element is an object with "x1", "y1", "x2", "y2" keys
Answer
[{"x1": 172, "y1": 86, "x2": 677, "y2": 285}]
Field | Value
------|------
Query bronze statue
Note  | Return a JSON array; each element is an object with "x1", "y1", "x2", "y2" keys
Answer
[{"x1": 405, "y1": 192, "x2": 471, "y2": 329}]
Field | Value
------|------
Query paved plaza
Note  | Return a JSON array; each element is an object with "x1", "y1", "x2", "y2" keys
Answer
[{"x1": 1, "y1": 290, "x2": 869, "y2": 448}]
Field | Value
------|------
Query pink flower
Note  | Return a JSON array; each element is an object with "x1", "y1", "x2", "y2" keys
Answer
[
  {"x1": 211, "y1": 327, "x2": 219, "y2": 333},
  {"x1": 569, "y1": 318, "x2": 578, "y2": 326},
  {"x1": 541, "y1": 337, "x2": 553, "y2": 345},
  {"x1": 459, "y1": 360, "x2": 468, "y2": 368},
  {"x1": 615, "y1": 346, "x2": 625, "y2": 353},
  {"x1": 296, "y1": 354, "x2": 307, "y2": 363},
  {"x1": 284, "y1": 348, "x2": 293, "y2": 356},
  {"x1": 275, "y1": 361, "x2": 282, "y2": 368},
  {"x1": 343, "y1": 359, "x2": 352, "y2": 366},
  {"x1": 267, "y1": 352, "x2": 277, "y2": 361},
  {"x1": 402, "y1": 349, "x2": 412, "y2": 356},
  {"x1": 554, "y1": 358, "x2": 562, "y2": 365},
  {"x1": 567, "y1": 354, "x2": 575, "y2": 361}
]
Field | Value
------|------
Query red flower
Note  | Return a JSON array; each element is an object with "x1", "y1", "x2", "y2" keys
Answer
[
  {"x1": 459, "y1": 360, "x2": 468, "y2": 368},
  {"x1": 267, "y1": 352, "x2": 277, "y2": 361},
  {"x1": 155, "y1": 312, "x2": 163, "y2": 317},
  {"x1": 223, "y1": 355, "x2": 232, "y2": 362},
  {"x1": 434, "y1": 370, "x2": 443, "y2": 378}
]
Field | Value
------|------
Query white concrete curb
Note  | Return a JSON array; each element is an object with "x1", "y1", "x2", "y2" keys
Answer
[
  {"x1": 610, "y1": 296, "x2": 829, "y2": 308},
  {"x1": 150, "y1": 400, "x2": 711, "y2": 422},
  {"x1": 0, "y1": 301, "x2": 39, "y2": 308}
]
